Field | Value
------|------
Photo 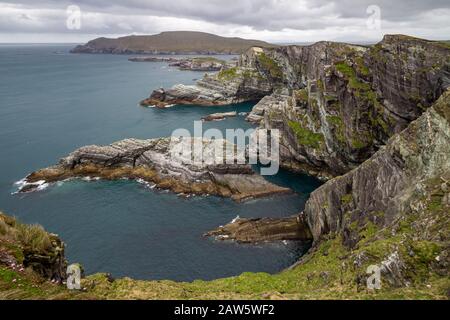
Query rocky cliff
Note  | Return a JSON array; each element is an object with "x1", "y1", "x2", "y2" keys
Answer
[
  {"x1": 146, "y1": 35, "x2": 449, "y2": 294},
  {"x1": 144, "y1": 35, "x2": 449, "y2": 178},
  {"x1": 305, "y1": 89, "x2": 450, "y2": 241}
]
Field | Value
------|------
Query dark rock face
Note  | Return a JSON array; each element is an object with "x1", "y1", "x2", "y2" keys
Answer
[
  {"x1": 369, "y1": 35, "x2": 450, "y2": 122},
  {"x1": 304, "y1": 90, "x2": 450, "y2": 242},
  {"x1": 205, "y1": 214, "x2": 312, "y2": 243},
  {"x1": 18, "y1": 137, "x2": 290, "y2": 202}
]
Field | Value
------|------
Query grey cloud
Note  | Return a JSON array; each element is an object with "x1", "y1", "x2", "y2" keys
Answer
[{"x1": 0, "y1": 0, "x2": 449, "y2": 42}]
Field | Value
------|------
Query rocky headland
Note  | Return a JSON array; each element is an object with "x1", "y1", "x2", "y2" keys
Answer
[
  {"x1": 17, "y1": 137, "x2": 290, "y2": 202},
  {"x1": 71, "y1": 31, "x2": 275, "y2": 55}
]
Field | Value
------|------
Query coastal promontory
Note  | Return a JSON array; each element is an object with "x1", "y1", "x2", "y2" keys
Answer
[{"x1": 71, "y1": 31, "x2": 275, "y2": 55}]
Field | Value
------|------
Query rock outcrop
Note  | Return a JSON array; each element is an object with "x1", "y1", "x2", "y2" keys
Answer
[
  {"x1": 204, "y1": 214, "x2": 312, "y2": 243},
  {"x1": 18, "y1": 137, "x2": 290, "y2": 202},
  {"x1": 140, "y1": 56, "x2": 274, "y2": 107},
  {"x1": 0, "y1": 212, "x2": 67, "y2": 282},
  {"x1": 201, "y1": 111, "x2": 237, "y2": 122},
  {"x1": 144, "y1": 35, "x2": 450, "y2": 178}
]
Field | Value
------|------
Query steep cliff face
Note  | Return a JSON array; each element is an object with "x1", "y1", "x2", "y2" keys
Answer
[
  {"x1": 304, "y1": 90, "x2": 450, "y2": 242},
  {"x1": 245, "y1": 36, "x2": 449, "y2": 177}
]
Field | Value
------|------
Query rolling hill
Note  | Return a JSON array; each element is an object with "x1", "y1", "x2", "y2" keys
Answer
[{"x1": 71, "y1": 31, "x2": 276, "y2": 55}]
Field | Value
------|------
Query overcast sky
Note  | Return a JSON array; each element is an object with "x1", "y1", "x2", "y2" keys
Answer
[{"x1": 0, "y1": 0, "x2": 449, "y2": 43}]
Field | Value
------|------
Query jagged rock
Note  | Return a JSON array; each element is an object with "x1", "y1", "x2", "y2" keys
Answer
[
  {"x1": 204, "y1": 214, "x2": 312, "y2": 243},
  {"x1": 201, "y1": 111, "x2": 237, "y2": 122},
  {"x1": 304, "y1": 89, "x2": 450, "y2": 242},
  {"x1": 18, "y1": 137, "x2": 290, "y2": 202},
  {"x1": 144, "y1": 36, "x2": 450, "y2": 178},
  {"x1": 140, "y1": 62, "x2": 273, "y2": 107}
]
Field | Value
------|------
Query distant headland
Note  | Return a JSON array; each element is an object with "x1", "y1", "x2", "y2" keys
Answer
[{"x1": 70, "y1": 31, "x2": 276, "y2": 55}]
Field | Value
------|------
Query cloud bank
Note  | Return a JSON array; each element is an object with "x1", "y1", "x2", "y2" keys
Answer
[{"x1": 0, "y1": 0, "x2": 449, "y2": 43}]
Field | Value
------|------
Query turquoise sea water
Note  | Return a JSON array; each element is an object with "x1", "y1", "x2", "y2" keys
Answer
[{"x1": 0, "y1": 44, "x2": 322, "y2": 281}]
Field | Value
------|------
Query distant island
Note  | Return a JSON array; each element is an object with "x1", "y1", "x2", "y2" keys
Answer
[
  {"x1": 128, "y1": 56, "x2": 236, "y2": 71},
  {"x1": 71, "y1": 31, "x2": 276, "y2": 55}
]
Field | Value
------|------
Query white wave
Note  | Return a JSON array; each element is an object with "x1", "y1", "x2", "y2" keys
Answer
[
  {"x1": 35, "y1": 181, "x2": 49, "y2": 191},
  {"x1": 14, "y1": 178, "x2": 26, "y2": 186},
  {"x1": 81, "y1": 176, "x2": 100, "y2": 182},
  {"x1": 230, "y1": 215, "x2": 240, "y2": 224},
  {"x1": 12, "y1": 179, "x2": 49, "y2": 194}
]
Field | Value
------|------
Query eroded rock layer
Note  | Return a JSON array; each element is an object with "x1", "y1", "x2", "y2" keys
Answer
[
  {"x1": 18, "y1": 137, "x2": 290, "y2": 202},
  {"x1": 305, "y1": 89, "x2": 450, "y2": 242},
  {"x1": 205, "y1": 214, "x2": 312, "y2": 243}
]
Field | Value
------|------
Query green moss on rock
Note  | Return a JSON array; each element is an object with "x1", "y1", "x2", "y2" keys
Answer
[
  {"x1": 288, "y1": 120, "x2": 324, "y2": 149},
  {"x1": 257, "y1": 52, "x2": 283, "y2": 80}
]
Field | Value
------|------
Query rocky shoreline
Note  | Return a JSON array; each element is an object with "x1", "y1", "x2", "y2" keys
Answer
[{"x1": 17, "y1": 137, "x2": 290, "y2": 202}]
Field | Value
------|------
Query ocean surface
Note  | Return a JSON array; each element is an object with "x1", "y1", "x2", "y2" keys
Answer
[{"x1": 0, "y1": 44, "x2": 322, "y2": 281}]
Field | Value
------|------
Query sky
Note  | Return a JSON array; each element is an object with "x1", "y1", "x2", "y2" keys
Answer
[{"x1": 0, "y1": 0, "x2": 449, "y2": 43}]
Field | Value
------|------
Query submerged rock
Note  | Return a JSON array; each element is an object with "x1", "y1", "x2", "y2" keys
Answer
[{"x1": 18, "y1": 137, "x2": 290, "y2": 202}]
